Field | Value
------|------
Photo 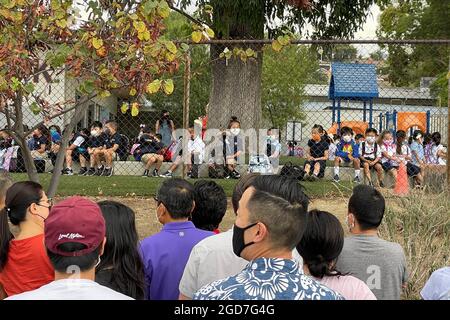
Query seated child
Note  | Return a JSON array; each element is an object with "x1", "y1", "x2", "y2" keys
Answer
[
  {"x1": 93, "y1": 121, "x2": 121, "y2": 177},
  {"x1": 423, "y1": 133, "x2": 435, "y2": 165},
  {"x1": 410, "y1": 130, "x2": 426, "y2": 169},
  {"x1": 327, "y1": 134, "x2": 338, "y2": 161},
  {"x1": 396, "y1": 130, "x2": 423, "y2": 186},
  {"x1": 135, "y1": 127, "x2": 165, "y2": 177},
  {"x1": 62, "y1": 128, "x2": 90, "y2": 175},
  {"x1": 359, "y1": 128, "x2": 383, "y2": 187},
  {"x1": 333, "y1": 126, "x2": 360, "y2": 183},
  {"x1": 354, "y1": 134, "x2": 365, "y2": 145},
  {"x1": 431, "y1": 132, "x2": 447, "y2": 166},
  {"x1": 85, "y1": 121, "x2": 107, "y2": 176},
  {"x1": 304, "y1": 124, "x2": 329, "y2": 181},
  {"x1": 379, "y1": 130, "x2": 399, "y2": 183}
]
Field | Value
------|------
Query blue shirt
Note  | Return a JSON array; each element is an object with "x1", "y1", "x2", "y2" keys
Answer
[
  {"x1": 140, "y1": 221, "x2": 213, "y2": 300},
  {"x1": 421, "y1": 267, "x2": 450, "y2": 300},
  {"x1": 336, "y1": 140, "x2": 359, "y2": 159},
  {"x1": 193, "y1": 257, "x2": 344, "y2": 300},
  {"x1": 410, "y1": 141, "x2": 424, "y2": 166}
]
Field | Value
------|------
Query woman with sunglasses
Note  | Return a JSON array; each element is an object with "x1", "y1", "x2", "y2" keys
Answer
[{"x1": 0, "y1": 181, "x2": 54, "y2": 299}]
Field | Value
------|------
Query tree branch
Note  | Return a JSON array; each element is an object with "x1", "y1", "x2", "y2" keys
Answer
[{"x1": 168, "y1": 4, "x2": 211, "y2": 27}]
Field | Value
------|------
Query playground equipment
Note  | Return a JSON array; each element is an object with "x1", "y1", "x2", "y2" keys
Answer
[
  {"x1": 378, "y1": 110, "x2": 431, "y2": 135},
  {"x1": 328, "y1": 121, "x2": 369, "y2": 136},
  {"x1": 328, "y1": 63, "x2": 379, "y2": 134}
]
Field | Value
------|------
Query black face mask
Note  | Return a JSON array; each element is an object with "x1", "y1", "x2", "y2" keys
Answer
[
  {"x1": 104, "y1": 128, "x2": 111, "y2": 136},
  {"x1": 232, "y1": 222, "x2": 258, "y2": 257}
]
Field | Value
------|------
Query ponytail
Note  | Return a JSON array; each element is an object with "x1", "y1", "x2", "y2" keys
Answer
[
  {"x1": 0, "y1": 208, "x2": 13, "y2": 270},
  {"x1": 396, "y1": 130, "x2": 406, "y2": 155},
  {"x1": 228, "y1": 116, "x2": 240, "y2": 129}
]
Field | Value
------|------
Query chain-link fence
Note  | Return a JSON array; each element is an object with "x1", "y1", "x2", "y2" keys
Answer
[{"x1": 1, "y1": 39, "x2": 448, "y2": 192}]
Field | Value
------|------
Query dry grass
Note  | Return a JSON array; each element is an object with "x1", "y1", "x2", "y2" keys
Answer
[{"x1": 379, "y1": 191, "x2": 450, "y2": 300}]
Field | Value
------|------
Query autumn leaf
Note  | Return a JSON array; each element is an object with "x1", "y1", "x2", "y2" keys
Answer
[
  {"x1": 92, "y1": 38, "x2": 103, "y2": 50},
  {"x1": 205, "y1": 27, "x2": 215, "y2": 39},
  {"x1": 100, "y1": 90, "x2": 111, "y2": 98},
  {"x1": 165, "y1": 52, "x2": 176, "y2": 62},
  {"x1": 120, "y1": 102, "x2": 129, "y2": 114},
  {"x1": 129, "y1": 88, "x2": 137, "y2": 96},
  {"x1": 133, "y1": 21, "x2": 146, "y2": 33},
  {"x1": 4, "y1": 0, "x2": 17, "y2": 9},
  {"x1": 157, "y1": 1, "x2": 170, "y2": 19},
  {"x1": 131, "y1": 102, "x2": 139, "y2": 117},
  {"x1": 165, "y1": 41, "x2": 177, "y2": 54},
  {"x1": 245, "y1": 48, "x2": 255, "y2": 57},
  {"x1": 138, "y1": 30, "x2": 150, "y2": 41},
  {"x1": 162, "y1": 79, "x2": 174, "y2": 95},
  {"x1": 55, "y1": 19, "x2": 67, "y2": 28},
  {"x1": 272, "y1": 40, "x2": 283, "y2": 52},
  {"x1": 96, "y1": 47, "x2": 107, "y2": 57},
  {"x1": 192, "y1": 31, "x2": 202, "y2": 43},
  {"x1": 146, "y1": 79, "x2": 161, "y2": 94}
]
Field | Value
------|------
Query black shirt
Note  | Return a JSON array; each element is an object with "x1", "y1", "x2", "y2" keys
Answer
[
  {"x1": 105, "y1": 132, "x2": 121, "y2": 149},
  {"x1": 139, "y1": 135, "x2": 164, "y2": 155},
  {"x1": 307, "y1": 139, "x2": 329, "y2": 159},
  {"x1": 32, "y1": 135, "x2": 49, "y2": 151},
  {"x1": 87, "y1": 134, "x2": 106, "y2": 148}
]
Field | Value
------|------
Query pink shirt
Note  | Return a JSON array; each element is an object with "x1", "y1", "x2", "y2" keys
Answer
[{"x1": 318, "y1": 275, "x2": 377, "y2": 300}]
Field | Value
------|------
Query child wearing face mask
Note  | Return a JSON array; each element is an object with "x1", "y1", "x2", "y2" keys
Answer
[
  {"x1": 379, "y1": 130, "x2": 399, "y2": 183},
  {"x1": 85, "y1": 121, "x2": 106, "y2": 176},
  {"x1": 225, "y1": 117, "x2": 243, "y2": 179},
  {"x1": 395, "y1": 130, "x2": 423, "y2": 187},
  {"x1": 410, "y1": 130, "x2": 426, "y2": 172},
  {"x1": 304, "y1": 124, "x2": 329, "y2": 180},
  {"x1": 333, "y1": 126, "x2": 360, "y2": 183},
  {"x1": 359, "y1": 128, "x2": 384, "y2": 187}
]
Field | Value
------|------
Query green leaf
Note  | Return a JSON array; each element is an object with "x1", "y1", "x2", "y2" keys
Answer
[
  {"x1": 245, "y1": 48, "x2": 255, "y2": 57},
  {"x1": 55, "y1": 19, "x2": 67, "y2": 28},
  {"x1": 157, "y1": 1, "x2": 170, "y2": 18},
  {"x1": 10, "y1": 77, "x2": 20, "y2": 91},
  {"x1": 165, "y1": 41, "x2": 177, "y2": 54},
  {"x1": 162, "y1": 79, "x2": 174, "y2": 95},
  {"x1": 272, "y1": 40, "x2": 282, "y2": 52},
  {"x1": 23, "y1": 82, "x2": 35, "y2": 95},
  {"x1": 180, "y1": 43, "x2": 189, "y2": 52},
  {"x1": 92, "y1": 37, "x2": 103, "y2": 49},
  {"x1": 120, "y1": 102, "x2": 129, "y2": 114},
  {"x1": 100, "y1": 90, "x2": 111, "y2": 98},
  {"x1": 30, "y1": 102, "x2": 41, "y2": 115},
  {"x1": 205, "y1": 27, "x2": 215, "y2": 39},
  {"x1": 4, "y1": 0, "x2": 16, "y2": 9},
  {"x1": 204, "y1": 4, "x2": 213, "y2": 14},
  {"x1": 146, "y1": 79, "x2": 161, "y2": 94}
]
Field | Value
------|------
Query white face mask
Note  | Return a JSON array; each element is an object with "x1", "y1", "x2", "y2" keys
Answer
[
  {"x1": 230, "y1": 128, "x2": 240, "y2": 136},
  {"x1": 366, "y1": 136, "x2": 376, "y2": 144},
  {"x1": 384, "y1": 139, "x2": 393, "y2": 145},
  {"x1": 343, "y1": 135, "x2": 352, "y2": 143},
  {"x1": 91, "y1": 130, "x2": 99, "y2": 137}
]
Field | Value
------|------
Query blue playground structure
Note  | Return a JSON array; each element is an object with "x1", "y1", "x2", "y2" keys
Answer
[{"x1": 328, "y1": 62, "x2": 379, "y2": 131}]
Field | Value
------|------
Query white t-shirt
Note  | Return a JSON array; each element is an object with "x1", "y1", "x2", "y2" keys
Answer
[
  {"x1": 318, "y1": 274, "x2": 377, "y2": 300},
  {"x1": 433, "y1": 144, "x2": 447, "y2": 165},
  {"x1": 73, "y1": 136, "x2": 86, "y2": 147},
  {"x1": 359, "y1": 142, "x2": 381, "y2": 160},
  {"x1": 188, "y1": 136, "x2": 205, "y2": 163},
  {"x1": 328, "y1": 143, "x2": 337, "y2": 161},
  {"x1": 5, "y1": 279, "x2": 134, "y2": 300},
  {"x1": 179, "y1": 229, "x2": 303, "y2": 298},
  {"x1": 380, "y1": 143, "x2": 398, "y2": 165}
]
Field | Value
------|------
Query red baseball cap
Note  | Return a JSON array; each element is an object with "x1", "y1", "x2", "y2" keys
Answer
[{"x1": 45, "y1": 196, "x2": 106, "y2": 257}]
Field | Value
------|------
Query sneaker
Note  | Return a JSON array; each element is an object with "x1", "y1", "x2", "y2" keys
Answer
[
  {"x1": 333, "y1": 174, "x2": 340, "y2": 183},
  {"x1": 186, "y1": 171, "x2": 192, "y2": 178},
  {"x1": 102, "y1": 167, "x2": 113, "y2": 177},
  {"x1": 86, "y1": 168, "x2": 96, "y2": 176},
  {"x1": 95, "y1": 166, "x2": 104, "y2": 176},
  {"x1": 379, "y1": 181, "x2": 385, "y2": 188},
  {"x1": 78, "y1": 167, "x2": 88, "y2": 176},
  {"x1": 142, "y1": 170, "x2": 149, "y2": 177},
  {"x1": 353, "y1": 176, "x2": 361, "y2": 183},
  {"x1": 160, "y1": 171, "x2": 173, "y2": 178},
  {"x1": 152, "y1": 169, "x2": 159, "y2": 177},
  {"x1": 62, "y1": 168, "x2": 74, "y2": 176},
  {"x1": 232, "y1": 170, "x2": 241, "y2": 179}
]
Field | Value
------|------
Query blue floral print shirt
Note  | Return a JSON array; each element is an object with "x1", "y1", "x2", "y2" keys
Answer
[{"x1": 193, "y1": 257, "x2": 344, "y2": 300}]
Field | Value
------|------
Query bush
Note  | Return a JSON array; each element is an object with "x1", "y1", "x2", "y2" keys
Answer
[{"x1": 380, "y1": 191, "x2": 450, "y2": 300}]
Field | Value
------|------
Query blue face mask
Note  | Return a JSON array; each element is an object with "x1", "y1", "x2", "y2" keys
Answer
[{"x1": 50, "y1": 129, "x2": 57, "y2": 134}]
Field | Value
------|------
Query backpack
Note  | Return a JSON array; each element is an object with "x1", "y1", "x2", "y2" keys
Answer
[
  {"x1": 279, "y1": 162, "x2": 305, "y2": 181},
  {"x1": 361, "y1": 142, "x2": 377, "y2": 158},
  {"x1": 248, "y1": 154, "x2": 273, "y2": 174}
]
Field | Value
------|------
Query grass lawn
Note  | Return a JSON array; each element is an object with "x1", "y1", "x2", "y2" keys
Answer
[{"x1": 9, "y1": 173, "x2": 353, "y2": 198}]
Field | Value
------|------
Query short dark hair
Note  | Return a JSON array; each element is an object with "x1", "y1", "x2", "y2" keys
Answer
[
  {"x1": 251, "y1": 175, "x2": 309, "y2": 211},
  {"x1": 231, "y1": 173, "x2": 260, "y2": 214},
  {"x1": 431, "y1": 132, "x2": 441, "y2": 145},
  {"x1": 423, "y1": 133, "x2": 432, "y2": 145},
  {"x1": 340, "y1": 126, "x2": 353, "y2": 136},
  {"x1": 91, "y1": 121, "x2": 103, "y2": 129},
  {"x1": 312, "y1": 124, "x2": 324, "y2": 134},
  {"x1": 247, "y1": 190, "x2": 305, "y2": 250},
  {"x1": 157, "y1": 178, "x2": 195, "y2": 219},
  {"x1": 355, "y1": 134, "x2": 364, "y2": 140},
  {"x1": 155, "y1": 134, "x2": 162, "y2": 140},
  {"x1": 413, "y1": 130, "x2": 423, "y2": 140},
  {"x1": 297, "y1": 210, "x2": 345, "y2": 279},
  {"x1": 365, "y1": 128, "x2": 378, "y2": 135},
  {"x1": 191, "y1": 180, "x2": 227, "y2": 231},
  {"x1": 105, "y1": 120, "x2": 118, "y2": 131},
  {"x1": 80, "y1": 128, "x2": 90, "y2": 136},
  {"x1": 348, "y1": 185, "x2": 385, "y2": 231},
  {"x1": 47, "y1": 242, "x2": 101, "y2": 273},
  {"x1": 142, "y1": 126, "x2": 153, "y2": 134}
]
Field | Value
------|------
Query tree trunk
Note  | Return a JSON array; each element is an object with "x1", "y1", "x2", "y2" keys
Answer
[
  {"x1": 47, "y1": 100, "x2": 89, "y2": 198},
  {"x1": 207, "y1": 44, "x2": 263, "y2": 130}
]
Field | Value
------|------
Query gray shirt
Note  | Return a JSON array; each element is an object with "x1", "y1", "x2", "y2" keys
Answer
[{"x1": 335, "y1": 235, "x2": 408, "y2": 300}]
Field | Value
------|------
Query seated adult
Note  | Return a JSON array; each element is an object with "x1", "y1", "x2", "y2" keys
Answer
[
  {"x1": 134, "y1": 127, "x2": 164, "y2": 177},
  {"x1": 420, "y1": 267, "x2": 450, "y2": 300},
  {"x1": 179, "y1": 174, "x2": 308, "y2": 300},
  {"x1": 62, "y1": 128, "x2": 90, "y2": 176},
  {"x1": 335, "y1": 185, "x2": 408, "y2": 300},
  {"x1": 140, "y1": 179, "x2": 213, "y2": 300},
  {"x1": 298, "y1": 209, "x2": 376, "y2": 300},
  {"x1": 30, "y1": 125, "x2": 50, "y2": 160},
  {"x1": 193, "y1": 188, "x2": 343, "y2": 300},
  {"x1": 0, "y1": 181, "x2": 53, "y2": 299},
  {"x1": 85, "y1": 121, "x2": 106, "y2": 176},
  {"x1": 93, "y1": 121, "x2": 121, "y2": 177},
  {"x1": 7, "y1": 197, "x2": 133, "y2": 300},
  {"x1": 48, "y1": 125, "x2": 62, "y2": 166},
  {"x1": 191, "y1": 180, "x2": 227, "y2": 234}
]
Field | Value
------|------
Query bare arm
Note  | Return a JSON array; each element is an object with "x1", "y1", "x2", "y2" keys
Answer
[
  {"x1": 155, "y1": 120, "x2": 160, "y2": 133},
  {"x1": 0, "y1": 284, "x2": 7, "y2": 300},
  {"x1": 179, "y1": 293, "x2": 192, "y2": 300}
]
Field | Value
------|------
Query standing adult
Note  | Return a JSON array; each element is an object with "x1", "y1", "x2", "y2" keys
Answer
[
  {"x1": 335, "y1": 185, "x2": 408, "y2": 300},
  {"x1": 156, "y1": 110, "x2": 175, "y2": 147},
  {"x1": 0, "y1": 181, "x2": 53, "y2": 298},
  {"x1": 140, "y1": 179, "x2": 213, "y2": 300}
]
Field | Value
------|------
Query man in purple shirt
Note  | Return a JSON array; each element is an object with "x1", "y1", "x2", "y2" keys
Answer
[{"x1": 140, "y1": 178, "x2": 213, "y2": 300}]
